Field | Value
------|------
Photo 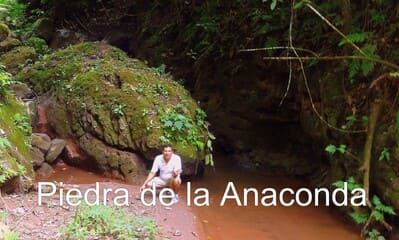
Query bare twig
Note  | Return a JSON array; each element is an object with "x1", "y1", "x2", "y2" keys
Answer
[
  {"x1": 286, "y1": 0, "x2": 366, "y2": 134},
  {"x1": 239, "y1": 46, "x2": 319, "y2": 57},
  {"x1": 279, "y1": 0, "x2": 295, "y2": 107},
  {"x1": 262, "y1": 56, "x2": 399, "y2": 71},
  {"x1": 304, "y1": 1, "x2": 367, "y2": 57}
]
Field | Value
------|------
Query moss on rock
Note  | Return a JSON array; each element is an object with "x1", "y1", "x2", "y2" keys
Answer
[
  {"x1": 0, "y1": 46, "x2": 36, "y2": 74},
  {"x1": 0, "y1": 37, "x2": 21, "y2": 54},
  {"x1": 16, "y1": 42, "x2": 211, "y2": 177},
  {"x1": 0, "y1": 23, "x2": 10, "y2": 42},
  {"x1": 0, "y1": 93, "x2": 34, "y2": 191}
]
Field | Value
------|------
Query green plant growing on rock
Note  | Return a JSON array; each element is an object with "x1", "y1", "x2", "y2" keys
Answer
[
  {"x1": 0, "y1": 158, "x2": 19, "y2": 184},
  {"x1": 0, "y1": 136, "x2": 11, "y2": 149},
  {"x1": 24, "y1": 37, "x2": 50, "y2": 55},
  {"x1": 15, "y1": 42, "x2": 213, "y2": 174},
  {"x1": 152, "y1": 63, "x2": 166, "y2": 74},
  {"x1": 13, "y1": 113, "x2": 31, "y2": 136},
  {"x1": 59, "y1": 204, "x2": 157, "y2": 240},
  {"x1": 0, "y1": 64, "x2": 12, "y2": 99},
  {"x1": 0, "y1": 212, "x2": 19, "y2": 240},
  {"x1": 333, "y1": 177, "x2": 396, "y2": 239},
  {"x1": 113, "y1": 103, "x2": 126, "y2": 117},
  {"x1": 0, "y1": 135, "x2": 27, "y2": 183},
  {"x1": 160, "y1": 104, "x2": 215, "y2": 166}
]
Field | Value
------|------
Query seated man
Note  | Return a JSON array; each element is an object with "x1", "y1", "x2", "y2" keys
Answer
[{"x1": 140, "y1": 144, "x2": 182, "y2": 203}]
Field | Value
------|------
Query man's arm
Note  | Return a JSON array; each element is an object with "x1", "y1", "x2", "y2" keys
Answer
[
  {"x1": 140, "y1": 172, "x2": 156, "y2": 191},
  {"x1": 173, "y1": 155, "x2": 182, "y2": 177}
]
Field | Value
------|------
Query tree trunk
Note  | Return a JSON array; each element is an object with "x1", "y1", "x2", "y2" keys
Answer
[{"x1": 362, "y1": 100, "x2": 381, "y2": 200}]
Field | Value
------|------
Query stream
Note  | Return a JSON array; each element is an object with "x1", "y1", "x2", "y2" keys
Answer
[
  {"x1": 190, "y1": 156, "x2": 361, "y2": 240},
  {"x1": 37, "y1": 157, "x2": 361, "y2": 240}
]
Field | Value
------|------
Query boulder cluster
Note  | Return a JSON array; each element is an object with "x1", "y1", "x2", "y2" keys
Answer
[{"x1": 30, "y1": 133, "x2": 66, "y2": 177}]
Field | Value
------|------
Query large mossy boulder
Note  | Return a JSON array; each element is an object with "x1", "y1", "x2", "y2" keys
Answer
[
  {"x1": 16, "y1": 42, "x2": 211, "y2": 179},
  {"x1": 0, "y1": 94, "x2": 34, "y2": 192}
]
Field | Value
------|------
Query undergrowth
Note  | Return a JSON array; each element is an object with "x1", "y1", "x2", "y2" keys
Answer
[{"x1": 59, "y1": 204, "x2": 157, "y2": 240}]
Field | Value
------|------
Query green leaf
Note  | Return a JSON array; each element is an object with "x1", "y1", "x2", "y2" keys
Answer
[
  {"x1": 337, "y1": 144, "x2": 346, "y2": 154},
  {"x1": 196, "y1": 141, "x2": 204, "y2": 151},
  {"x1": 270, "y1": 0, "x2": 277, "y2": 10},
  {"x1": 325, "y1": 144, "x2": 337, "y2": 154},
  {"x1": 264, "y1": 39, "x2": 279, "y2": 56},
  {"x1": 347, "y1": 176, "x2": 356, "y2": 184},
  {"x1": 339, "y1": 32, "x2": 368, "y2": 46},
  {"x1": 349, "y1": 212, "x2": 367, "y2": 224},
  {"x1": 174, "y1": 121, "x2": 183, "y2": 130},
  {"x1": 361, "y1": 60, "x2": 374, "y2": 76},
  {"x1": 164, "y1": 120, "x2": 173, "y2": 127},
  {"x1": 346, "y1": 115, "x2": 357, "y2": 122},
  {"x1": 208, "y1": 132, "x2": 216, "y2": 140},
  {"x1": 348, "y1": 59, "x2": 360, "y2": 79},
  {"x1": 205, "y1": 154, "x2": 210, "y2": 165},
  {"x1": 0, "y1": 137, "x2": 11, "y2": 148},
  {"x1": 371, "y1": 210, "x2": 384, "y2": 221},
  {"x1": 207, "y1": 139, "x2": 213, "y2": 151},
  {"x1": 379, "y1": 148, "x2": 390, "y2": 161},
  {"x1": 332, "y1": 180, "x2": 344, "y2": 188},
  {"x1": 395, "y1": 111, "x2": 399, "y2": 135},
  {"x1": 0, "y1": 212, "x2": 8, "y2": 219},
  {"x1": 372, "y1": 195, "x2": 382, "y2": 206},
  {"x1": 204, "y1": 154, "x2": 214, "y2": 166},
  {"x1": 361, "y1": 116, "x2": 369, "y2": 123},
  {"x1": 294, "y1": 1, "x2": 305, "y2": 9}
]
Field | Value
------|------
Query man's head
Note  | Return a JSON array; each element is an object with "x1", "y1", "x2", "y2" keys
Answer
[{"x1": 162, "y1": 144, "x2": 173, "y2": 161}]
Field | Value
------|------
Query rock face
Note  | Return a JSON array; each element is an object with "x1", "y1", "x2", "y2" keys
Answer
[{"x1": 16, "y1": 42, "x2": 212, "y2": 180}]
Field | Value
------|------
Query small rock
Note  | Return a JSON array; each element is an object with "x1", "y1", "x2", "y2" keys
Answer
[
  {"x1": 45, "y1": 138, "x2": 67, "y2": 163},
  {"x1": 13, "y1": 207, "x2": 25, "y2": 216},
  {"x1": 30, "y1": 147, "x2": 45, "y2": 168},
  {"x1": 37, "y1": 162, "x2": 54, "y2": 177},
  {"x1": 173, "y1": 230, "x2": 182, "y2": 236},
  {"x1": 31, "y1": 133, "x2": 51, "y2": 153},
  {"x1": 8, "y1": 82, "x2": 33, "y2": 100}
]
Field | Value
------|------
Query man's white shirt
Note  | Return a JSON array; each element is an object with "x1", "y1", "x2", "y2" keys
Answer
[{"x1": 150, "y1": 154, "x2": 182, "y2": 180}]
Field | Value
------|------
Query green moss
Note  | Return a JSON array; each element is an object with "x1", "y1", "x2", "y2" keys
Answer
[
  {"x1": 0, "y1": 46, "x2": 36, "y2": 74},
  {"x1": 0, "y1": 93, "x2": 34, "y2": 183},
  {"x1": 16, "y1": 42, "x2": 211, "y2": 165},
  {"x1": 0, "y1": 23, "x2": 10, "y2": 42}
]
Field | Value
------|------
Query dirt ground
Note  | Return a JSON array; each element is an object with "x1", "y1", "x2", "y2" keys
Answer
[{"x1": 0, "y1": 182, "x2": 204, "y2": 240}]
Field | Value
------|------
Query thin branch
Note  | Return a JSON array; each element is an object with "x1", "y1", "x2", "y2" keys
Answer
[
  {"x1": 262, "y1": 56, "x2": 399, "y2": 71},
  {"x1": 282, "y1": 0, "x2": 365, "y2": 134},
  {"x1": 280, "y1": 0, "x2": 296, "y2": 107},
  {"x1": 239, "y1": 46, "x2": 319, "y2": 57},
  {"x1": 369, "y1": 74, "x2": 389, "y2": 89},
  {"x1": 304, "y1": 1, "x2": 367, "y2": 57}
]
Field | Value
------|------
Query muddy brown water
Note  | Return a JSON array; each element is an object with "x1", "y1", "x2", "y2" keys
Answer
[
  {"x1": 190, "y1": 158, "x2": 361, "y2": 240},
  {"x1": 37, "y1": 160, "x2": 360, "y2": 240}
]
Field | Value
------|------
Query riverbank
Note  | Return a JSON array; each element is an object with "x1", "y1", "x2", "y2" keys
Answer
[{"x1": 0, "y1": 166, "x2": 203, "y2": 240}]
